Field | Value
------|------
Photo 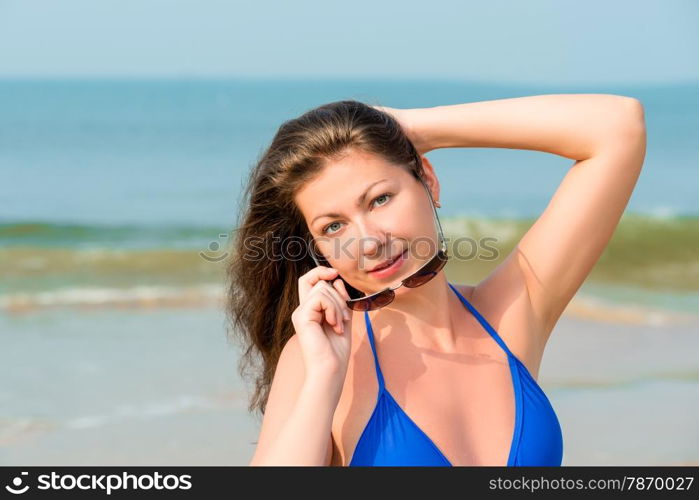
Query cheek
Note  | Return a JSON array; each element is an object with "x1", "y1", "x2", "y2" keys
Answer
[
  {"x1": 318, "y1": 239, "x2": 356, "y2": 269},
  {"x1": 386, "y1": 198, "x2": 431, "y2": 241}
]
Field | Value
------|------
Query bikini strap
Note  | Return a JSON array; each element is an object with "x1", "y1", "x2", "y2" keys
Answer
[
  {"x1": 447, "y1": 282, "x2": 516, "y2": 359},
  {"x1": 363, "y1": 310, "x2": 386, "y2": 393}
]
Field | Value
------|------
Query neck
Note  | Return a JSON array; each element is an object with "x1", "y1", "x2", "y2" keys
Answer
[{"x1": 366, "y1": 274, "x2": 460, "y2": 352}]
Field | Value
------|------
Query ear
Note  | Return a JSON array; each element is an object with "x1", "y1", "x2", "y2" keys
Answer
[{"x1": 419, "y1": 155, "x2": 440, "y2": 203}]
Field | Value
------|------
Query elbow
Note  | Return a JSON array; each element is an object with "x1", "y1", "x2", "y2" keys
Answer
[
  {"x1": 620, "y1": 98, "x2": 648, "y2": 172},
  {"x1": 618, "y1": 97, "x2": 647, "y2": 138},
  {"x1": 625, "y1": 98, "x2": 647, "y2": 165},
  {"x1": 608, "y1": 97, "x2": 647, "y2": 161},
  {"x1": 595, "y1": 97, "x2": 647, "y2": 169}
]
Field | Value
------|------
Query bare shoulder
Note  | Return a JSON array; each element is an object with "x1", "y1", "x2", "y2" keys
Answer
[{"x1": 453, "y1": 264, "x2": 547, "y2": 379}]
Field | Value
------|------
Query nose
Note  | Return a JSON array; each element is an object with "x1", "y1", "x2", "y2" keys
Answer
[{"x1": 356, "y1": 220, "x2": 391, "y2": 261}]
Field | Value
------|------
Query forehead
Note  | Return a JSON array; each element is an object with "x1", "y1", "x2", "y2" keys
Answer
[{"x1": 294, "y1": 149, "x2": 406, "y2": 212}]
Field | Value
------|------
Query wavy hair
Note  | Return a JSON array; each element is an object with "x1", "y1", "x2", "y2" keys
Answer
[{"x1": 226, "y1": 99, "x2": 425, "y2": 420}]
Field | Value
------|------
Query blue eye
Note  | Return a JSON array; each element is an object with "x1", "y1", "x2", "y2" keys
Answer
[
  {"x1": 322, "y1": 221, "x2": 342, "y2": 235},
  {"x1": 373, "y1": 193, "x2": 391, "y2": 206},
  {"x1": 321, "y1": 193, "x2": 393, "y2": 235}
]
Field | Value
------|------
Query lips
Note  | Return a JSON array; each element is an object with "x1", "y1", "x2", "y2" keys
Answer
[{"x1": 369, "y1": 249, "x2": 406, "y2": 272}]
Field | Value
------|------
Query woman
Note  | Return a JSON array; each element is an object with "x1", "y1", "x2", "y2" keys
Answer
[{"x1": 227, "y1": 95, "x2": 646, "y2": 466}]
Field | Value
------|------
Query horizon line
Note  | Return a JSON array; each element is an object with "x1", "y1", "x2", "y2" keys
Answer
[{"x1": 0, "y1": 74, "x2": 697, "y2": 89}]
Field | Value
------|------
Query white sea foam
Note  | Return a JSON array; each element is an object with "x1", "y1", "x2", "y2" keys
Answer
[{"x1": 0, "y1": 284, "x2": 225, "y2": 311}]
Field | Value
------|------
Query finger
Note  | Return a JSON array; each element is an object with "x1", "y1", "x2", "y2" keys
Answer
[
  {"x1": 318, "y1": 287, "x2": 345, "y2": 334},
  {"x1": 333, "y1": 278, "x2": 351, "y2": 301},
  {"x1": 332, "y1": 279, "x2": 352, "y2": 320},
  {"x1": 309, "y1": 292, "x2": 338, "y2": 330},
  {"x1": 324, "y1": 294, "x2": 343, "y2": 335},
  {"x1": 299, "y1": 266, "x2": 338, "y2": 301},
  {"x1": 310, "y1": 285, "x2": 341, "y2": 323}
]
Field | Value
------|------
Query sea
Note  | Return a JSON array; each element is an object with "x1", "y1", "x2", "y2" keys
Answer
[{"x1": 1, "y1": 78, "x2": 697, "y2": 465}]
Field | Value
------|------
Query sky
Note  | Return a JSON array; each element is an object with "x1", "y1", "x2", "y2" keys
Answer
[{"x1": 1, "y1": 0, "x2": 698, "y2": 85}]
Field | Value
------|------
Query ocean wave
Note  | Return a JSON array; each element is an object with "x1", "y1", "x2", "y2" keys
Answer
[
  {"x1": 0, "y1": 246, "x2": 227, "y2": 293},
  {"x1": 441, "y1": 213, "x2": 699, "y2": 292},
  {"x1": 1, "y1": 282, "x2": 696, "y2": 328},
  {"x1": 0, "y1": 284, "x2": 225, "y2": 312},
  {"x1": 1, "y1": 214, "x2": 698, "y2": 307},
  {"x1": 565, "y1": 293, "x2": 699, "y2": 326},
  {"x1": 0, "y1": 220, "x2": 232, "y2": 250},
  {"x1": 548, "y1": 372, "x2": 699, "y2": 391}
]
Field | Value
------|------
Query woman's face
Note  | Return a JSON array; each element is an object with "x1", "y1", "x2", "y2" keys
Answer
[{"x1": 294, "y1": 147, "x2": 441, "y2": 297}]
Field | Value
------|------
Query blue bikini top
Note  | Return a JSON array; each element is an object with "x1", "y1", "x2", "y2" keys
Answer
[{"x1": 349, "y1": 282, "x2": 563, "y2": 466}]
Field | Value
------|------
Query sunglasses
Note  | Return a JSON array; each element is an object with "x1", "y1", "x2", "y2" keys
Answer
[{"x1": 307, "y1": 177, "x2": 449, "y2": 311}]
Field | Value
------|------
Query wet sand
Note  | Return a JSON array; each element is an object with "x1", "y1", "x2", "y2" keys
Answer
[{"x1": 1, "y1": 301, "x2": 697, "y2": 466}]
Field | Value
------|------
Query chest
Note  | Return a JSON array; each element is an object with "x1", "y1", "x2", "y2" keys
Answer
[{"x1": 330, "y1": 287, "x2": 543, "y2": 466}]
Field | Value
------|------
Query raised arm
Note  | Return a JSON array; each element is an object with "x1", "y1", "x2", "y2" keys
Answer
[{"x1": 402, "y1": 94, "x2": 647, "y2": 346}]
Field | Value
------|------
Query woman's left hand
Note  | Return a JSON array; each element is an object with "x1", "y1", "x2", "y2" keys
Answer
[{"x1": 371, "y1": 105, "x2": 433, "y2": 155}]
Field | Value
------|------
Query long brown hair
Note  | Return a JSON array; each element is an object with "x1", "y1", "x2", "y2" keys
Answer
[{"x1": 226, "y1": 99, "x2": 425, "y2": 420}]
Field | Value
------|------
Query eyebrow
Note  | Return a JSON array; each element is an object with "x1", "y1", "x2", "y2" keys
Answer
[{"x1": 311, "y1": 178, "x2": 390, "y2": 226}]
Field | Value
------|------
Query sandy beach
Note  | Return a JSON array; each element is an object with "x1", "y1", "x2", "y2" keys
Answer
[{"x1": 2, "y1": 293, "x2": 697, "y2": 467}]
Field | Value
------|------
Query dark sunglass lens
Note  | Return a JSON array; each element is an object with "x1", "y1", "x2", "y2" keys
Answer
[
  {"x1": 403, "y1": 251, "x2": 448, "y2": 288},
  {"x1": 347, "y1": 289, "x2": 395, "y2": 311},
  {"x1": 347, "y1": 298, "x2": 372, "y2": 312},
  {"x1": 367, "y1": 290, "x2": 395, "y2": 310}
]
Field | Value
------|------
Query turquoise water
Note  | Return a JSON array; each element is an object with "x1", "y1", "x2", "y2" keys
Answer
[
  {"x1": 1, "y1": 78, "x2": 697, "y2": 227},
  {"x1": 1, "y1": 79, "x2": 698, "y2": 311}
]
